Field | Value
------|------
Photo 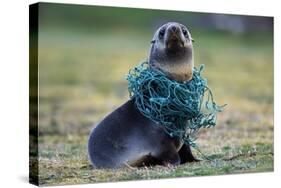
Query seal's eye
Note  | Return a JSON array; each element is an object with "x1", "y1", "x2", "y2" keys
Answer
[
  {"x1": 182, "y1": 29, "x2": 188, "y2": 37},
  {"x1": 159, "y1": 28, "x2": 165, "y2": 38}
]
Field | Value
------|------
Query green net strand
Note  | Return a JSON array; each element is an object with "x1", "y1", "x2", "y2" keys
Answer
[{"x1": 126, "y1": 62, "x2": 225, "y2": 148}]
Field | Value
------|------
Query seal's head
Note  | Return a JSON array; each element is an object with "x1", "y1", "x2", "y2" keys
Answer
[{"x1": 148, "y1": 22, "x2": 194, "y2": 82}]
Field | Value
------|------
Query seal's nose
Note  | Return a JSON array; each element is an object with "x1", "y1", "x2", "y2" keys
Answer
[{"x1": 169, "y1": 25, "x2": 180, "y2": 34}]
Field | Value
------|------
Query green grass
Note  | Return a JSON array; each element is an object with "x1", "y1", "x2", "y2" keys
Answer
[{"x1": 36, "y1": 28, "x2": 273, "y2": 186}]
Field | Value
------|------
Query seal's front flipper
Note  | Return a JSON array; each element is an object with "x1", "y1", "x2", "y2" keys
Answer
[
  {"x1": 129, "y1": 155, "x2": 162, "y2": 167},
  {"x1": 156, "y1": 148, "x2": 181, "y2": 166},
  {"x1": 178, "y1": 144, "x2": 200, "y2": 164}
]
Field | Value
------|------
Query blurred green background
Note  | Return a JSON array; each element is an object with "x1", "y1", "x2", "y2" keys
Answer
[{"x1": 35, "y1": 2, "x2": 273, "y2": 185}]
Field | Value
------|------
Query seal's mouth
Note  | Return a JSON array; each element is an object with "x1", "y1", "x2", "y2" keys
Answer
[
  {"x1": 166, "y1": 39, "x2": 184, "y2": 49},
  {"x1": 165, "y1": 34, "x2": 185, "y2": 49}
]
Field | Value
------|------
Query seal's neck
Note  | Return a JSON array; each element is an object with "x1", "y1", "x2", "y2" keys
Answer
[
  {"x1": 161, "y1": 61, "x2": 194, "y2": 82},
  {"x1": 151, "y1": 57, "x2": 194, "y2": 82}
]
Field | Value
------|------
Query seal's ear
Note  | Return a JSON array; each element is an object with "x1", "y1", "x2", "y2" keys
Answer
[{"x1": 151, "y1": 40, "x2": 156, "y2": 44}]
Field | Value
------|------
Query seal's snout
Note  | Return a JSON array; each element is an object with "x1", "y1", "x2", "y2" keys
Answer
[
  {"x1": 165, "y1": 24, "x2": 185, "y2": 49},
  {"x1": 167, "y1": 24, "x2": 181, "y2": 38}
]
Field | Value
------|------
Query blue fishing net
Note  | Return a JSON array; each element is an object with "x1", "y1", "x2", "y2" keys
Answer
[{"x1": 126, "y1": 62, "x2": 225, "y2": 147}]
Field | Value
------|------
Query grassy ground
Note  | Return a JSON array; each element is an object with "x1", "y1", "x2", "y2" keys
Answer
[{"x1": 36, "y1": 28, "x2": 273, "y2": 186}]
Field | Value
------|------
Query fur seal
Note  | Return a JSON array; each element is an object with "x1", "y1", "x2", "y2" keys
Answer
[{"x1": 88, "y1": 22, "x2": 197, "y2": 168}]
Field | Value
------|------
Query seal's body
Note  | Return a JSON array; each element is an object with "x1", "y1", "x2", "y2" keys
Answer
[{"x1": 88, "y1": 22, "x2": 197, "y2": 168}]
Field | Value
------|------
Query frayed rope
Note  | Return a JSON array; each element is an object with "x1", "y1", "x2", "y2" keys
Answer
[{"x1": 126, "y1": 62, "x2": 226, "y2": 148}]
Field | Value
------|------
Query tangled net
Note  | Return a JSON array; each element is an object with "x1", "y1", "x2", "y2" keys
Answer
[{"x1": 126, "y1": 62, "x2": 225, "y2": 148}]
